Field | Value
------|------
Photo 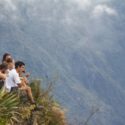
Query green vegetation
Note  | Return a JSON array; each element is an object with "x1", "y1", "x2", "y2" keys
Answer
[{"x1": 0, "y1": 80, "x2": 67, "y2": 125}]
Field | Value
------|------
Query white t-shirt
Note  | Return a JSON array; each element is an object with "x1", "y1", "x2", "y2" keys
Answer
[{"x1": 5, "y1": 69, "x2": 21, "y2": 91}]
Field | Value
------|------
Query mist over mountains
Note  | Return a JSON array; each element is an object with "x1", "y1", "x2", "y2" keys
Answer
[{"x1": 0, "y1": 0, "x2": 125, "y2": 124}]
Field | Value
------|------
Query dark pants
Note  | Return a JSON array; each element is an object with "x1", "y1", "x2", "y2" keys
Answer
[
  {"x1": 0, "y1": 80, "x2": 4, "y2": 89},
  {"x1": 11, "y1": 87, "x2": 18, "y2": 92}
]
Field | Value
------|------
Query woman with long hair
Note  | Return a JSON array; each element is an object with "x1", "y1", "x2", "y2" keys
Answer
[{"x1": 2, "y1": 53, "x2": 12, "y2": 63}]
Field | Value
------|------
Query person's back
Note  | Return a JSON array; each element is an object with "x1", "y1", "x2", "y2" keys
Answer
[{"x1": 5, "y1": 69, "x2": 20, "y2": 91}]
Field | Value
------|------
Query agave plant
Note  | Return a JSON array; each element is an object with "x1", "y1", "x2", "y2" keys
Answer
[
  {"x1": 0, "y1": 89, "x2": 21, "y2": 125},
  {"x1": 0, "y1": 79, "x2": 67, "y2": 125}
]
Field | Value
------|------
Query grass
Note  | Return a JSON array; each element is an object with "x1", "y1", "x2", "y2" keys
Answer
[{"x1": 0, "y1": 79, "x2": 67, "y2": 125}]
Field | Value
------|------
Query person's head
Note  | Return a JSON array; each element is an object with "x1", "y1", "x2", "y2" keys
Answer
[
  {"x1": 2, "y1": 53, "x2": 12, "y2": 63},
  {"x1": 6, "y1": 58, "x2": 14, "y2": 70},
  {"x1": 0, "y1": 63, "x2": 8, "y2": 73},
  {"x1": 15, "y1": 61, "x2": 25, "y2": 73}
]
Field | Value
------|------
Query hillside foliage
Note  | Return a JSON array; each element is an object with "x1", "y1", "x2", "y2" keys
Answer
[{"x1": 0, "y1": 80, "x2": 67, "y2": 125}]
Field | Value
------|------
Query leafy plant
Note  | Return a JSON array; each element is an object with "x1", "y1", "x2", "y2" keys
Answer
[{"x1": 0, "y1": 80, "x2": 67, "y2": 125}]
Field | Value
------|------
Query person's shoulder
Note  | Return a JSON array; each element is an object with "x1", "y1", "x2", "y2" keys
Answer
[{"x1": 10, "y1": 69, "x2": 17, "y2": 74}]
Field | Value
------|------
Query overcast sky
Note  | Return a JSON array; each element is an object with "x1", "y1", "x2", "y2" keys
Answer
[{"x1": 0, "y1": 0, "x2": 125, "y2": 74}]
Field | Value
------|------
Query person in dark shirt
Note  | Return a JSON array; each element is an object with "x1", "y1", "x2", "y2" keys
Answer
[{"x1": 0, "y1": 63, "x2": 8, "y2": 89}]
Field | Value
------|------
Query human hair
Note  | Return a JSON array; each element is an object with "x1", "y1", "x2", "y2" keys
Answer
[
  {"x1": 6, "y1": 58, "x2": 13, "y2": 63},
  {"x1": 15, "y1": 61, "x2": 25, "y2": 69},
  {"x1": 0, "y1": 63, "x2": 8, "y2": 70},
  {"x1": 2, "y1": 53, "x2": 11, "y2": 63}
]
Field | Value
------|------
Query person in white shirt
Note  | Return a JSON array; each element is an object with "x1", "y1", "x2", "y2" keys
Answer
[
  {"x1": 5, "y1": 69, "x2": 20, "y2": 91},
  {"x1": 5, "y1": 59, "x2": 35, "y2": 104}
]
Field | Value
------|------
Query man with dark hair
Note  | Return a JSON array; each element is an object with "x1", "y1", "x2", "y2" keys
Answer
[
  {"x1": 15, "y1": 61, "x2": 25, "y2": 69},
  {"x1": 5, "y1": 61, "x2": 35, "y2": 104},
  {"x1": 0, "y1": 63, "x2": 8, "y2": 89},
  {"x1": 15, "y1": 61, "x2": 26, "y2": 74}
]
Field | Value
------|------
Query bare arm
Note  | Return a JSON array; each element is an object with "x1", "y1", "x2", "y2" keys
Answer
[{"x1": 0, "y1": 72, "x2": 6, "y2": 80}]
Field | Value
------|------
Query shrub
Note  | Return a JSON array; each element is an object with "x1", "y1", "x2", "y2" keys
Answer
[{"x1": 0, "y1": 79, "x2": 67, "y2": 125}]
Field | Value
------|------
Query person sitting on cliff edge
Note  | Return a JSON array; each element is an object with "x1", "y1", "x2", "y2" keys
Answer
[{"x1": 5, "y1": 59, "x2": 35, "y2": 104}]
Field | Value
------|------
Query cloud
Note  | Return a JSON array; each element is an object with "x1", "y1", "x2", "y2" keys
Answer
[
  {"x1": 0, "y1": 0, "x2": 120, "y2": 53},
  {"x1": 1, "y1": 0, "x2": 17, "y2": 11},
  {"x1": 92, "y1": 4, "x2": 117, "y2": 17},
  {"x1": 69, "y1": 0, "x2": 92, "y2": 10},
  {"x1": 0, "y1": 0, "x2": 18, "y2": 22},
  {"x1": 74, "y1": 0, "x2": 91, "y2": 7}
]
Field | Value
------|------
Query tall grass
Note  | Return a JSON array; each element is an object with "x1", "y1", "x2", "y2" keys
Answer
[{"x1": 0, "y1": 79, "x2": 67, "y2": 125}]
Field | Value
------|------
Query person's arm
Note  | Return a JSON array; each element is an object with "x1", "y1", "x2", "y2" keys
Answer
[
  {"x1": 0, "y1": 72, "x2": 6, "y2": 80},
  {"x1": 20, "y1": 77, "x2": 28, "y2": 86},
  {"x1": 23, "y1": 77, "x2": 29, "y2": 84},
  {"x1": 25, "y1": 73, "x2": 30, "y2": 78}
]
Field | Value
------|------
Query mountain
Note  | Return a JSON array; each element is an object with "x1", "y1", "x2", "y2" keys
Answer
[{"x1": 0, "y1": 0, "x2": 125, "y2": 124}]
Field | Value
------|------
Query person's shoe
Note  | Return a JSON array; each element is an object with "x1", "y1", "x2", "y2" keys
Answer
[
  {"x1": 30, "y1": 100, "x2": 36, "y2": 105},
  {"x1": 34, "y1": 105, "x2": 44, "y2": 111}
]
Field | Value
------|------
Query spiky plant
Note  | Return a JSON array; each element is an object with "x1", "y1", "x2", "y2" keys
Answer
[
  {"x1": 0, "y1": 80, "x2": 67, "y2": 125},
  {"x1": 30, "y1": 80, "x2": 67, "y2": 125},
  {"x1": 0, "y1": 89, "x2": 20, "y2": 125}
]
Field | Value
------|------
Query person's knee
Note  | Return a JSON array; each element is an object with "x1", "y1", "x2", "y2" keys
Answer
[{"x1": 26, "y1": 86, "x2": 31, "y2": 92}]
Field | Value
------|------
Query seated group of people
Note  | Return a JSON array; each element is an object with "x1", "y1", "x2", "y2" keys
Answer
[{"x1": 0, "y1": 53, "x2": 35, "y2": 104}]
